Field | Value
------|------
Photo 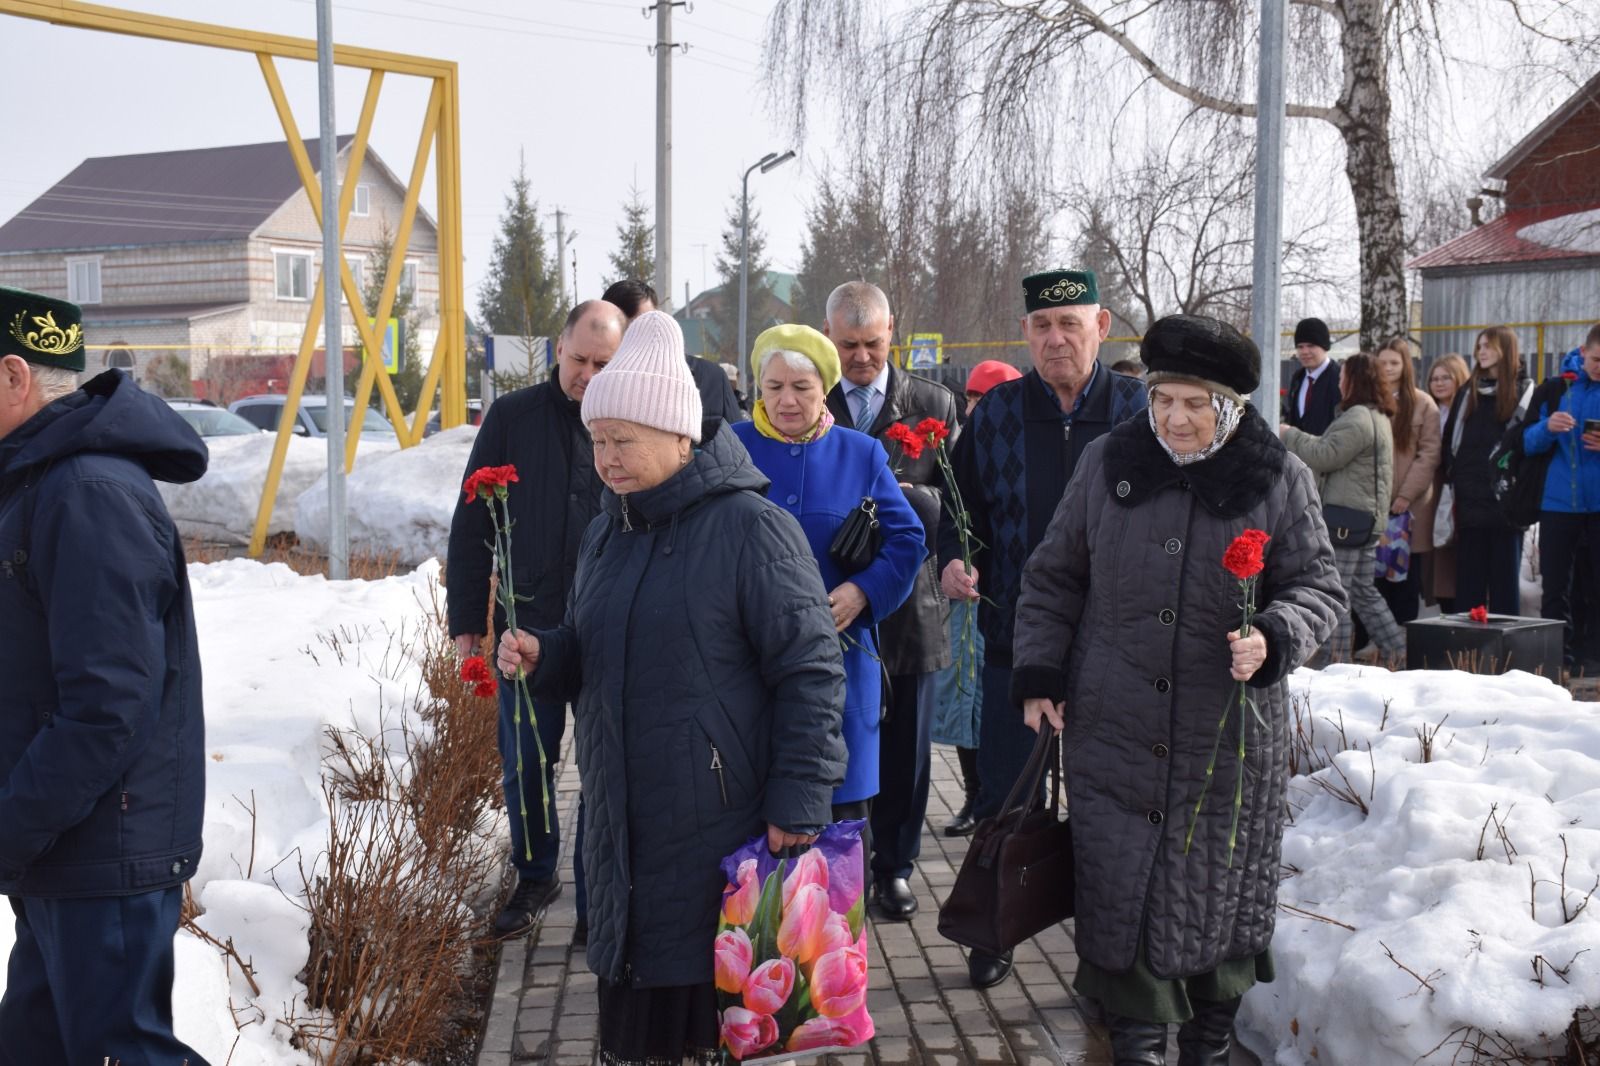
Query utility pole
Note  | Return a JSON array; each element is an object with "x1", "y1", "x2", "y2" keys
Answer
[
  {"x1": 554, "y1": 207, "x2": 567, "y2": 313},
  {"x1": 315, "y1": 0, "x2": 347, "y2": 580},
  {"x1": 571, "y1": 249, "x2": 579, "y2": 306},
  {"x1": 1249, "y1": 0, "x2": 1289, "y2": 416},
  {"x1": 649, "y1": 0, "x2": 688, "y2": 312}
]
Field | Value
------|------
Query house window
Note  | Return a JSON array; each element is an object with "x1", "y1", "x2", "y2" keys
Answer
[
  {"x1": 351, "y1": 184, "x2": 371, "y2": 217},
  {"x1": 104, "y1": 344, "x2": 134, "y2": 370},
  {"x1": 274, "y1": 250, "x2": 312, "y2": 301},
  {"x1": 400, "y1": 260, "x2": 418, "y2": 300},
  {"x1": 344, "y1": 255, "x2": 365, "y2": 301},
  {"x1": 67, "y1": 257, "x2": 102, "y2": 304}
]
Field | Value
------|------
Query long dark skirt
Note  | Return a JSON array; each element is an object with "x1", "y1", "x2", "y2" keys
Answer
[{"x1": 596, "y1": 978, "x2": 720, "y2": 1065}]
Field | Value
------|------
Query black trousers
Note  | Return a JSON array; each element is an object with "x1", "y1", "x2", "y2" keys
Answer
[
  {"x1": 1539, "y1": 512, "x2": 1600, "y2": 662},
  {"x1": 1454, "y1": 526, "x2": 1523, "y2": 615},
  {"x1": 869, "y1": 672, "x2": 933, "y2": 881}
]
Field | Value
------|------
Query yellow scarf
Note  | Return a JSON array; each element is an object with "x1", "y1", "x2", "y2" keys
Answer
[{"x1": 753, "y1": 399, "x2": 835, "y2": 444}]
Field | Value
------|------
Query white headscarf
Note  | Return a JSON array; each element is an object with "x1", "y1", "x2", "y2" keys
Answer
[{"x1": 1148, "y1": 390, "x2": 1245, "y2": 466}]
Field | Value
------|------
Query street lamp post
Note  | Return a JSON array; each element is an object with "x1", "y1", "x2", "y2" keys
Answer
[{"x1": 739, "y1": 149, "x2": 795, "y2": 389}]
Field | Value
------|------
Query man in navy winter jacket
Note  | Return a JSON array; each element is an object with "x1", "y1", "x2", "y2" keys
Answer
[
  {"x1": 0, "y1": 287, "x2": 209, "y2": 1064},
  {"x1": 1523, "y1": 325, "x2": 1600, "y2": 667}
]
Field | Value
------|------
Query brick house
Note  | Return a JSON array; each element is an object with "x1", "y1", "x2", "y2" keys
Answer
[
  {"x1": 1409, "y1": 71, "x2": 1600, "y2": 369},
  {"x1": 0, "y1": 137, "x2": 440, "y2": 396}
]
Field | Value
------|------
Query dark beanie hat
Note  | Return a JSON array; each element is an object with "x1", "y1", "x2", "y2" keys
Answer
[
  {"x1": 1293, "y1": 317, "x2": 1332, "y2": 351},
  {"x1": 1140, "y1": 314, "x2": 1260, "y2": 401}
]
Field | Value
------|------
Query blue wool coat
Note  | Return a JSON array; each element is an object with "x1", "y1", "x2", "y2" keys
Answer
[{"x1": 733, "y1": 422, "x2": 925, "y2": 803}]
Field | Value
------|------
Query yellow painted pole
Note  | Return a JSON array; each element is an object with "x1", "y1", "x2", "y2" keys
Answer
[
  {"x1": 431, "y1": 68, "x2": 467, "y2": 431},
  {"x1": 248, "y1": 275, "x2": 325, "y2": 558},
  {"x1": 409, "y1": 331, "x2": 451, "y2": 445}
]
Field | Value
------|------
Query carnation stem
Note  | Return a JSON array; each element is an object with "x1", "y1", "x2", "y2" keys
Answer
[{"x1": 492, "y1": 493, "x2": 549, "y2": 852}]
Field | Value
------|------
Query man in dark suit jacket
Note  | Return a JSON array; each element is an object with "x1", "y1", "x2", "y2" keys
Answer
[
  {"x1": 1284, "y1": 316, "x2": 1342, "y2": 435},
  {"x1": 822, "y1": 281, "x2": 959, "y2": 928},
  {"x1": 601, "y1": 279, "x2": 745, "y2": 425}
]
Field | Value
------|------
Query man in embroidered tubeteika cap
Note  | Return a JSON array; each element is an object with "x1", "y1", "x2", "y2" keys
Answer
[
  {"x1": 935, "y1": 268, "x2": 1149, "y2": 989},
  {"x1": 0, "y1": 286, "x2": 212, "y2": 1063}
]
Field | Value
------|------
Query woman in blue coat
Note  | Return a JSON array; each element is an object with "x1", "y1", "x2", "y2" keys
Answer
[{"x1": 734, "y1": 324, "x2": 925, "y2": 815}]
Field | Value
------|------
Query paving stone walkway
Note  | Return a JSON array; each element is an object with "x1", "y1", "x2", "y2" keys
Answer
[{"x1": 477, "y1": 723, "x2": 1256, "y2": 1065}]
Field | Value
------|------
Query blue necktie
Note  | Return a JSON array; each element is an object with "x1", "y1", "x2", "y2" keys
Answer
[{"x1": 851, "y1": 387, "x2": 874, "y2": 431}]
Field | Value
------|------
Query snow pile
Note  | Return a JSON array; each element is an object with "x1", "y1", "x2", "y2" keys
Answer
[
  {"x1": 158, "y1": 434, "x2": 398, "y2": 546},
  {"x1": 295, "y1": 426, "x2": 477, "y2": 566},
  {"x1": 0, "y1": 559, "x2": 449, "y2": 1065},
  {"x1": 1240, "y1": 665, "x2": 1600, "y2": 1065},
  {"x1": 1518, "y1": 208, "x2": 1600, "y2": 255}
]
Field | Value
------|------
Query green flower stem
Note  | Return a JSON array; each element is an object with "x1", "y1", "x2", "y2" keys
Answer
[
  {"x1": 934, "y1": 442, "x2": 983, "y2": 696},
  {"x1": 490, "y1": 492, "x2": 550, "y2": 853},
  {"x1": 1185, "y1": 573, "x2": 1259, "y2": 866}
]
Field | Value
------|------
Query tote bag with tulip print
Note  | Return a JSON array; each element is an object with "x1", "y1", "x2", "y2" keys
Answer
[{"x1": 713, "y1": 820, "x2": 874, "y2": 1061}]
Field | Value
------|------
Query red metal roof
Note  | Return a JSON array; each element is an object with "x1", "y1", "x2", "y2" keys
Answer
[{"x1": 1407, "y1": 204, "x2": 1600, "y2": 272}]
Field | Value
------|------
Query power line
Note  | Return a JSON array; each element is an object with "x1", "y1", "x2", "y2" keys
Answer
[{"x1": 276, "y1": 0, "x2": 644, "y2": 49}]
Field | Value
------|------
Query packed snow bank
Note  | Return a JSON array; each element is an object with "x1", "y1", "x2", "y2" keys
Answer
[
  {"x1": 1240, "y1": 665, "x2": 1600, "y2": 1065},
  {"x1": 295, "y1": 426, "x2": 477, "y2": 565},
  {"x1": 158, "y1": 434, "x2": 398, "y2": 546},
  {"x1": 0, "y1": 559, "x2": 449, "y2": 1065}
]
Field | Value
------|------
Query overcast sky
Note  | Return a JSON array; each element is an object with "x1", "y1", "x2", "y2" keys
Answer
[
  {"x1": 0, "y1": 1, "x2": 1588, "y2": 334},
  {"x1": 0, "y1": 0, "x2": 812, "y2": 314}
]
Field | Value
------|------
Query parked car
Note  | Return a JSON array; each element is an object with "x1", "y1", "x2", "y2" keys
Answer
[
  {"x1": 166, "y1": 399, "x2": 264, "y2": 438},
  {"x1": 228, "y1": 395, "x2": 397, "y2": 439},
  {"x1": 422, "y1": 399, "x2": 485, "y2": 438}
]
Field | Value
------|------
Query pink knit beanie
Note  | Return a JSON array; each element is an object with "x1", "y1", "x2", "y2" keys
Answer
[{"x1": 580, "y1": 310, "x2": 703, "y2": 442}]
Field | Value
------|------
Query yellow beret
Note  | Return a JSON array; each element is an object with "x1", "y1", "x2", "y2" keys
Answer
[{"x1": 751, "y1": 323, "x2": 841, "y2": 394}]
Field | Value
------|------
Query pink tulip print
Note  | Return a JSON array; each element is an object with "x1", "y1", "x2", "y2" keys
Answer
[
  {"x1": 715, "y1": 820, "x2": 873, "y2": 1062},
  {"x1": 714, "y1": 928, "x2": 753, "y2": 995}
]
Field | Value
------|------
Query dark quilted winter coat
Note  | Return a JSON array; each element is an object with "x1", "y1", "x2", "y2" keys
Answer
[
  {"x1": 529, "y1": 421, "x2": 847, "y2": 988},
  {"x1": 1011, "y1": 410, "x2": 1345, "y2": 979}
]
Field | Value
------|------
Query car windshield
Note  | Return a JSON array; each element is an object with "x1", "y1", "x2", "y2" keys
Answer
[
  {"x1": 177, "y1": 407, "x2": 260, "y2": 437},
  {"x1": 306, "y1": 404, "x2": 394, "y2": 436}
]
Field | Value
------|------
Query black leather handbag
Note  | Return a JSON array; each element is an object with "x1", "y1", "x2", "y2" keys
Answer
[
  {"x1": 1324, "y1": 408, "x2": 1380, "y2": 547},
  {"x1": 937, "y1": 725, "x2": 1075, "y2": 955},
  {"x1": 828, "y1": 497, "x2": 882, "y2": 574}
]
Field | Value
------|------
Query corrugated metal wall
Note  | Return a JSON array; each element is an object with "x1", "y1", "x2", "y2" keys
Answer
[{"x1": 1420, "y1": 263, "x2": 1600, "y2": 378}]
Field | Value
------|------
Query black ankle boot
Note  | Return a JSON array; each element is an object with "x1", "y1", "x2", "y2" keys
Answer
[
  {"x1": 1175, "y1": 995, "x2": 1241, "y2": 1066},
  {"x1": 943, "y1": 794, "x2": 978, "y2": 836},
  {"x1": 1107, "y1": 1012, "x2": 1168, "y2": 1066}
]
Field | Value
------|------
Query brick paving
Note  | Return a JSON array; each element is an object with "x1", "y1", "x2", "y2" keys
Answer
[{"x1": 476, "y1": 724, "x2": 1257, "y2": 1065}]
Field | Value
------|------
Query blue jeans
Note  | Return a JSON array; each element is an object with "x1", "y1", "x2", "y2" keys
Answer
[
  {"x1": 973, "y1": 663, "x2": 1043, "y2": 820},
  {"x1": 499, "y1": 685, "x2": 566, "y2": 885},
  {"x1": 0, "y1": 886, "x2": 209, "y2": 1066}
]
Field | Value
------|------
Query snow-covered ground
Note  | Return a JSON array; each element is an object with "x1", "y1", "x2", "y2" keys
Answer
[
  {"x1": 295, "y1": 426, "x2": 477, "y2": 566},
  {"x1": 0, "y1": 560, "x2": 450, "y2": 1065},
  {"x1": 1240, "y1": 665, "x2": 1600, "y2": 1064},
  {"x1": 157, "y1": 434, "x2": 399, "y2": 546}
]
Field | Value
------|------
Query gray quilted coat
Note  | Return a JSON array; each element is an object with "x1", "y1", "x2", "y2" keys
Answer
[
  {"x1": 1011, "y1": 411, "x2": 1345, "y2": 978},
  {"x1": 530, "y1": 422, "x2": 847, "y2": 988}
]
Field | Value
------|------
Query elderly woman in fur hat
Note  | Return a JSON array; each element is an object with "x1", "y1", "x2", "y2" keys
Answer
[{"x1": 1009, "y1": 315, "x2": 1345, "y2": 1065}]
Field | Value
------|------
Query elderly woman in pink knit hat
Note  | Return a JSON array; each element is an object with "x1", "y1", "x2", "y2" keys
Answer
[{"x1": 497, "y1": 311, "x2": 847, "y2": 1064}]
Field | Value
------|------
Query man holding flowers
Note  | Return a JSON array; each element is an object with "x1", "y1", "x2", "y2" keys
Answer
[
  {"x1": 446, "y1": 299, "x2": 626, "y2": 939},
  {"x1": 821, "y1": 281, "x2": 961, "y2": 924},
  {"x1": 1010, "y1": 315, "x2": 1344, "y2": 1063}
]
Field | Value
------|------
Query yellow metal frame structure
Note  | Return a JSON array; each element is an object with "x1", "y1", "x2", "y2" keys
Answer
[{"x1": 0, "y1": 0, "x2": 467, "y2": 558}]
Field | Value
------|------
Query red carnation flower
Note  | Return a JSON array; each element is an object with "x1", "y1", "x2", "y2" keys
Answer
[
  {"x1": 916, "y1": 417, "x2": 950, "y2": 446},
  {"x1": 885, "y1": 422, "x2": 924, "y2": 460},
  {"x1": 1469, "y1": 604, "x2": 1488, "y2": 623},
  {"x1": 1563, "y1": 372, "x2": 1579, "y2": 384},
  {"x1": 463, "y1": 464, "x2": 519, "y2": 503},
  {"x1": 473, "y1": 679, "x2": 498, "y2": 699},
  {"x1": 1222, "y1": 529, "x2": 1270, "y2": 580},
  {"x1": 460, "y1": 655, "x2": 492, "y2": 684}
]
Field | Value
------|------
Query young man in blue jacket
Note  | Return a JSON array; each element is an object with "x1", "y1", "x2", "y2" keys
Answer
[
  {"x1": 0, "y1": 287, "x2": 210, "y2": 1064},
  {"x1": 1523, "y1": 324, "x2": 1600, "y2": 669}
]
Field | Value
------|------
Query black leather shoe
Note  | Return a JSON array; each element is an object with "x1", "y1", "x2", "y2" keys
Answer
[
  {"x1": 967, "y1": 948, "x2": 1012, "y2": 989},
  {"x1": 873, "y1": 876, "x2": 918, "y2": 921},
  {"x1": 493, "y1": 876, "x2": 560, "y2": 939},
  {"x1": 943, "y1": 797, "x2": 978, "y2": 837},
  {"x1": 1107, "y1": 1012, "x2": 1169, "y2": 1066},
  {"x1": 1175, "y1": 995, "x2": 1241, "y2": 1066}
]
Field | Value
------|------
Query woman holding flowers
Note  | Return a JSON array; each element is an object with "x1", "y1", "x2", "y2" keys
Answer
[
  {"x1": 496, "y1": 312, "x2": 848, "y2": 1065},
  {"x1": 731, "y1": 324, "x2": 925, "y2": 821},
  {"x1": 1010, "y1": 315, "x2": 1344, "y2": 1065}
]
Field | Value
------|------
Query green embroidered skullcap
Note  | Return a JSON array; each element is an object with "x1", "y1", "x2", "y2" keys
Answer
[
  {"x1": 1023, "y1": 269, "x2": 1099, "y2": 312},
  {"x1": 1, "y1": 286, "x2": 86, "y2": 373}
]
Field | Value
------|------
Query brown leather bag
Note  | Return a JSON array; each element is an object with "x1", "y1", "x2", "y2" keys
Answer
[{"x1": 937, "y1": 725, "x2": 1074, "y2": 955}]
